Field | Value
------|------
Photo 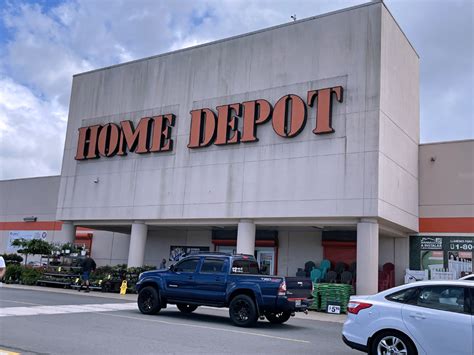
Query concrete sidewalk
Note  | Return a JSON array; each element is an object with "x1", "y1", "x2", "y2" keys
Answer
[
  {"x1": 3, "y1": 284, "x2": 347, "y2": 324},
  {"x1": 3, "y1": 283, "x2": 138, "y2": 301}
]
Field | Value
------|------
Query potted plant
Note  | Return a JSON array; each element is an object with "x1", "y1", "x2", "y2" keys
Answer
[{"x1": 60, "y1": 243, "x2": 79, "y2": 255}]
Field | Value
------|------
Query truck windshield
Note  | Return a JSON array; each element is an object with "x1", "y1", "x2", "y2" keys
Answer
[{"x1": 231, "y1": 259, "x2": 260, "y2": 274}]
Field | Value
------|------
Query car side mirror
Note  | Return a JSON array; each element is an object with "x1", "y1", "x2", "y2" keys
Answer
[{"x1": 169, "y1": 264, "x2": 175, "y2": 272}]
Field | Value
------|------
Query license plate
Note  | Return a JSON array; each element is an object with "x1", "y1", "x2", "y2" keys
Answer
[
  {"x1": 295, "y1": 299, "x2": 301, "y2": 307},
  {"x1": 327, "y1": 305, "x2": 341, "y2": 314}
]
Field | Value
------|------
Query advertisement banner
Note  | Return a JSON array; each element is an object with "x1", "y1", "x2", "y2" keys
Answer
[
  {"x1": 169, "y1": 246, "x2": 209, "y2": 262},
  {"x1": 7, "y1": 231, "x2": 48, "y2": 252},
  {"x1": 410, "y1": 235, "x2": 474, "y2": 275},
  {"x1": 420, "y1": 237, "x2": 443, "y2": 250}
]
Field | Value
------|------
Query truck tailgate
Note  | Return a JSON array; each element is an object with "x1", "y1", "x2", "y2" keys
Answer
[{"x1": 285, "y1": 277, "x2": 312, "y2": 299}]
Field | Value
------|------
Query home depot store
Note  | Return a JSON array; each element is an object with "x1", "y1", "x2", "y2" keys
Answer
[{"x1": 1, "y1": 2, "x2": 472, "y2": 294}]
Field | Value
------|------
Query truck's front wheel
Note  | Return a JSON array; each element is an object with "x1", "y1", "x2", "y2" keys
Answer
[
  {"x1": 265, "y1": 311, "x2": 291, "y2": 324},
  {"x1": 229, "y1": 294, "x2": 258, "y2": 327},
  {"x1": 138, "y1": 286, "x2": 161, "y2": 315}
]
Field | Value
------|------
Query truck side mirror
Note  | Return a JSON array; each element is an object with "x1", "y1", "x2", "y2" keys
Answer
[{"x1": 169, "y1": 264, "x2": 175, "y2": 272}]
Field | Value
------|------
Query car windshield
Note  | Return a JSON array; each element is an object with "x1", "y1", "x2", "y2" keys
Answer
[{"x1": 231, "y1": 259, "x2": 260, "y2": 274}]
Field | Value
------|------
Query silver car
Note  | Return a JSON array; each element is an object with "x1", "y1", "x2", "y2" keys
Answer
[{"x1": 342, "y1": 280, "x2": 473, "y2": 355}]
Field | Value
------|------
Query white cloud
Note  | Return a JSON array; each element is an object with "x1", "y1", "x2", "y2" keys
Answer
[
  {"x1": 0, "y1": 0, "x2": 367, "y2": 180},
  {"x1": 0, "y1": 0, "x2": 472, "y2": 180},
  {"x1": 0, "y1": 76, "x2": 67, "y2": 179}
]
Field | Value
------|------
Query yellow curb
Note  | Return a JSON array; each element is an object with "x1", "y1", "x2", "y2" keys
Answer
[{"x1": 0, "y1": 349, "x2": 20, "y2": 355}]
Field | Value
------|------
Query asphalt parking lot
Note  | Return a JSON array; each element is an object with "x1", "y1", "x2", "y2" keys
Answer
[{"x1": 0, "y1": 286, "x2": 358, "y2": 354}]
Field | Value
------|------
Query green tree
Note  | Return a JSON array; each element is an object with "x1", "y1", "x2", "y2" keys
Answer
[{"x1": 11, "y1": 238, "x2": 53, "y2": 265}]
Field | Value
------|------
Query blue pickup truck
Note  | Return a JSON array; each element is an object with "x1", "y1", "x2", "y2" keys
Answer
[{"x1": 136, "y1": 253, "x2": 311, "y2": 327}]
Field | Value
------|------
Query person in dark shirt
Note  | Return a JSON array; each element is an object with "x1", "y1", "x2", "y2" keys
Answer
[
  {"x1": 159, "y1": 258, "x2": 167, "y2": 269},
  {"x1": 78, "y1": 252, "x2": 96, "y2": 293}
]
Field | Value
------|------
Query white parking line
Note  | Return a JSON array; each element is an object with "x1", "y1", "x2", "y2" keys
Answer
[
  {"x1": 0, "y1": 299, "x2": 45, "y2": 306},
  {"x1": 0, "y1": 301, "x2": 311, "y2": 344},
  {"x1": 0, "y1": 302, "x2": 137, "y2": 317},
  {"x1": 100, "y1": 312, "x2": 311, "y2": 344}
]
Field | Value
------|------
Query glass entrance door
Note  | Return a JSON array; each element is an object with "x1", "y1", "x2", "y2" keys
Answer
[
  {"x1": 256, "y1": 248, "x2": 275, "y2": 275},
  {"x1": 217, "y1": 246, "x2": 276, "y2": 275}
]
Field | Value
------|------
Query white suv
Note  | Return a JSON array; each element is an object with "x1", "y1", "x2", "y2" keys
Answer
[{"x1": 342, "y1": 280, "x2": 473, "y2": 355}]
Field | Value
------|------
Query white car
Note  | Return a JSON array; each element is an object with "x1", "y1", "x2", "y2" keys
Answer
[
  {"x1": 460, "y1": 274, "x2": 474, "y2": 281},
  {"x1": 342, "y1": 280, "x2": 473, "y2": 355}
]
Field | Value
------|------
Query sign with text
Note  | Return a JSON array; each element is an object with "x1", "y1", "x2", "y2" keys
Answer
[
  {"x1": 420, "y1": 237, "x2": 443, "y2": 250},
  {"x1": 449, "y1": 238, "x2": 473, "y2": 251},
  {"x1": 74, "y1": 86, "x2": 344, "y2": 160},
  {"x1": 7, "y1": 231, "x2": 48, "y2": 252},
  {"x1": 327, "y1": 303, "x2": 341, "y2": 314}
]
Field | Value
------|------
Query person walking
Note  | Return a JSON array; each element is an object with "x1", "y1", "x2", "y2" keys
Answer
[
  {"x1": 0, "y1": 255, "x2": 6, "y2": 286},
  {"x1": 159, "y1": 258, "x2": 167, "y2": 269},
  {"x1": 78, "y1": 252, "x2": 96, "y2": 293}
]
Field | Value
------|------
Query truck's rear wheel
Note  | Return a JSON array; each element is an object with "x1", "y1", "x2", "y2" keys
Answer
[
  {"x1": 177, "y1": 303, "x2": 198, "y2": 313},
  {"x1": 265, "y1": 311, "x2": 291, "y2": 324},
  {"x1": 138, "y1": 286, "x2": 161, "y2": 315},
  {"x1": 229, "y1": 294, "x2": 258, "y2": 327}
]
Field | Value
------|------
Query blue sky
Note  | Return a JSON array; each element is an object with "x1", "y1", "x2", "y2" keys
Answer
[{"x1": 0, "y1": 0, "x2": 472, "y2": 180}]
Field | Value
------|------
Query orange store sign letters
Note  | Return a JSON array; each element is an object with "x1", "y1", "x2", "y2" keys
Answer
[{"x1": 74, "y1": 86, "x2": 343, "y2": 160}]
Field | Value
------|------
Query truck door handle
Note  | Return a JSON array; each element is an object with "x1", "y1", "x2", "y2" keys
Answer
[
  {"x1": 409, "y1": 312, "x2": 426, "y2": 320},
  {"x1": 215, "y1": 277, "x2": 221, "y2": 281},
  {"x1": 187, "y1": 276, "x2": 193, "y2": 280}
]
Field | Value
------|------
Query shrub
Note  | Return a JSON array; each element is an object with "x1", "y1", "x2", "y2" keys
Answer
[
  {"x1": 91, "y1": 266, "x2": 114, "y2": 282},
  {"x1": 4, "y1": 264, "x2": 44, "y2": 285},
  {"x1": 5, "y1": 264, "x2": 23, "y2": 283},
  {"x1": 95, "y1": 265, "x2": 114, "y2": 275},
  {"x1": 1, "y1": 253, "x2": 23, "y2": 265},
  {"x1": 21, "y1": 267, "x2": 43, "y2": 285}
]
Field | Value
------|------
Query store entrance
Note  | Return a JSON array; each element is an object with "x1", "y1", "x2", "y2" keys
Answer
[
  {"x1": 212, "y1": 229, "x2": 279, "y2": 275},
  {"x1": 256, "y1": 248, "x2": 275, "y2": 275},
  {"x1": 216, "y1": 246, "x2": 276, "y2": 275}
]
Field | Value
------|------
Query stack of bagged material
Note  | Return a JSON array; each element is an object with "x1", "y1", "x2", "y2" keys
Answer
[{"x1": 309, "y1": 283, "x2": 353, "y2": 313}]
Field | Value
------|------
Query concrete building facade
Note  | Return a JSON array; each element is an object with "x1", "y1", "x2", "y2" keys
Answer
[
  {"x1": 410, "y1": 140, "x2": 474, "y2": 277},
  {"x1": 58, "y1": 1, "x2": 419, "y2": 295}
]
